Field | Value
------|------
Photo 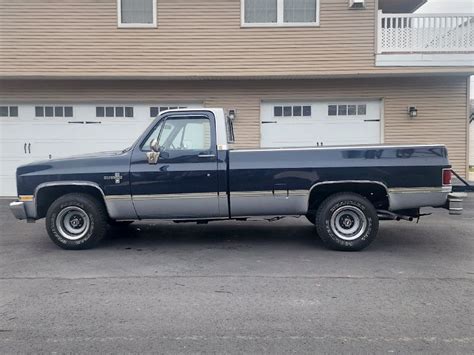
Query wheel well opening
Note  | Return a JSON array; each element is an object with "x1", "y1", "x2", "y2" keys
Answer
[
  {"x1": 35, "y1": 185, "x2": 106, "y2": 219},
  {"x1": 308, "y1": 183, "x2": 389, "y2": 213}
]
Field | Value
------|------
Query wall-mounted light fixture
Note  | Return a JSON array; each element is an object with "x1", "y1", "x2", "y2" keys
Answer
[
  {"x1": 408, "y1": 106, "x2": 418, "y2": 118},
  {"x1": 227, "y1": 109, "x2": 236, "y2": 120}
]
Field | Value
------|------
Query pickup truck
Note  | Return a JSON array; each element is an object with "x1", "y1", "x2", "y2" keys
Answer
[{"x1": 10, "y1": 108, "x2": 463, "y2": 251}]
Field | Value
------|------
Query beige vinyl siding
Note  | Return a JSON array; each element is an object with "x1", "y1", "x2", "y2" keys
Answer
[
  {"x1": 0, "y1": 0, "x2": 472, "y2": 78},
  {"x1": 0, "y1": 76, "x2": 468, "y2": 174}
]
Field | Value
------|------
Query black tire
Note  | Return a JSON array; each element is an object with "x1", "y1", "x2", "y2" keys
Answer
[
  {"x1": 45, "y1": 193, "x2": 108, "y2": 250},
  {"x1": 315, "y1": 192, "x2": 379, "y2": 251}
]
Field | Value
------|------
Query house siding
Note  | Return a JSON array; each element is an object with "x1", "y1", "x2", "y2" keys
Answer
[
  {"x1": 0, "y1": 76, "x2": 469, "y2": 175},
  {"x1": 0, "y1": 0, "x2": 472, "y2": 78}
]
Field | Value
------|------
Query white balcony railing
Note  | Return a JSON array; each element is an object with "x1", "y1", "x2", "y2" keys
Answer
[{"x1": 378, "y1": 11, "x2": 474, "y2": 53}]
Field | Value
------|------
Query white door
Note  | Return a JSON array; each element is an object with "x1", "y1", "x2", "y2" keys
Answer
[
  {"x1": 261, "y1": 100, "x2": 382, "y2": 148},
  {"x1": 0, "y1": 102, "x2": 202, "y2": 196}
]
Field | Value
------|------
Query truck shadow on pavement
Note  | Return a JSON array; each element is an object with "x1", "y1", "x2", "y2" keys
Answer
[
  {"x1": 96, "y1": 217, "x2": 464, "y2": 252},
  {"x1": 102, "y1": 220, "x2": 322, "y2": 249}
]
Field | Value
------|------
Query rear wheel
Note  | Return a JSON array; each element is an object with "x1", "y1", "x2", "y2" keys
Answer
[
  {"x1": 315, "y1": 192, "x2": 379, "y2": 251},
  {"x1": 46, "y1": 193, "x2": 108, "y2": 250}
]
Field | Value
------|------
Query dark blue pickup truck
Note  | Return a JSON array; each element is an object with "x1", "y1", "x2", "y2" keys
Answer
[{"x1": 10, "y1": 108, "x2": 464, "y2": 251}]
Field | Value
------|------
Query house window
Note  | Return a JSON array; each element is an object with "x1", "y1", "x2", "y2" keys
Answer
[
  {"x1": 244, "y1": 0, "x2": 277, "y2": 24},
  {"x1": 328, "y1": 104, "x2": 367, "y2": 117},
  {"x1": 273, "y1": 105, "x2": 311, "y2": 117},
  {"x1": 0, "y1": 106, "x2": 18, "y2": 117},
  {"x1": 284, "y1": 0, "x2": 317, "y2": 23},
  {"x1": 35, "y1": 106, "x2": 73, "y2": 118},
  {"x1": 118, "y1": 0, "x2": 157, "y2": 28},
  {"x1": 96, "y1": 106, "x2": 134, "y2": 118},
  {"x1": 242, "y1": 0, "x2": 319, "y2": 26}
]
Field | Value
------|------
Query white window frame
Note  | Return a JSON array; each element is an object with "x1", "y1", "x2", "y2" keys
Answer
[
  {"x1": 241, "y1": 0, "x2": 320, "y2": 27},
  {"x1": 117, "y1": 0, "x2": 157, "y2": 28}
]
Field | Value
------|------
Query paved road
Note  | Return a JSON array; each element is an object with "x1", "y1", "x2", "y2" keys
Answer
[{"x1": 1, "y1": 197, "x2": 473, "y2": 353}]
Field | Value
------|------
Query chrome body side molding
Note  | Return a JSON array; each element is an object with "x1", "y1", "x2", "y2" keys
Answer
[
  {"x1": 230, "y1": 190, "x2": 308, "y2": 217},
  {"x1": 104, "y1": 195, "x2": 137, "y2": 220},
  {"x1": 132, "y1": 192, "x2": 223, "y2": 219}
]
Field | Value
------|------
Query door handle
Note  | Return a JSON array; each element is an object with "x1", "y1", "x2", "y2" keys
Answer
[
  {"x1": 197, "y1": 154, "x2": 216, "y2": 158},
  {"x1": 28, "y1": 143, "x2": 31, "y2": 154},
  {"x1": 24, "y1": 143, "x2": 27, "y2": 154},
  {"x1": 261, "y1": 121, "x2": 277, "y2": 124}
]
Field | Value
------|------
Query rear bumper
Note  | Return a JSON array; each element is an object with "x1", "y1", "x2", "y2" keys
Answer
[
  {"x1": 446, "y1": 192, "x2": 466, "y2": 215},
  {"x1": 388, "y1": 186, "x2": 466, "y2": 215},
  {"x1": 10, "y1": 201, "x2": 27, "y2": 220}
]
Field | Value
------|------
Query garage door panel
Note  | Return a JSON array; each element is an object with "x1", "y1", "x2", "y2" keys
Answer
[
  {"x1": 261, "y1": 100, "x2": 381, "y2": 148},
  {"x1": 0, "y1": 140, "x2": 32, "y2": 158},
  {"x1": 0, "y1": 176, "x2": 17, "y2": 196}
]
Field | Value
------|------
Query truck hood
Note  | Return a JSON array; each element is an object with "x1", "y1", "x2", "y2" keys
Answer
[{"x1": 17, "y1": 149, "x2": 132, "y2": 176}]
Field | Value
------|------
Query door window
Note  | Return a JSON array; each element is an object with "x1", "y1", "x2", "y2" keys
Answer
[
  {"x1": 159, "y1": 117, "x2": 211, "y2": 151},
  {"x1": 142, "y1": 116, "x2": 212, "y2": 154}
]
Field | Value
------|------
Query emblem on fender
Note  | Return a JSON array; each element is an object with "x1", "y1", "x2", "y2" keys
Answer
[{"x1": 104, "y1": 173, "x2": 123, "y2": 184}]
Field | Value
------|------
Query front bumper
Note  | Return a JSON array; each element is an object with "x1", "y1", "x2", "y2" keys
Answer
[
  {"x1": 9, "y1": 200, "x2": 36, "y2": 221},
  {"x1": 10, "y1": 201, "x2": 27, "y2": 220}
]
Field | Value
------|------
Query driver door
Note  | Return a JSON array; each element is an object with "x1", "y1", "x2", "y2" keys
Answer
[{"x1": 130, "y1": 113, "x2": 220, "y2": 219}]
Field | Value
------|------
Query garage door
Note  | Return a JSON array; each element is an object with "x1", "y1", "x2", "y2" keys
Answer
[
  {"x1": 0, "y1": 102, "x2": 202, "y2": 196},
  {"x1": 261, "y1": 100, "x2": 382, "y2": 148}
]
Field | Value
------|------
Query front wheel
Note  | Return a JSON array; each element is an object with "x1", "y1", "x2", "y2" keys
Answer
[
  {"x1": 46, "y1": 193, "x2": 108, "y2": 250},
  {"x1": 315, "y1": 192, "x2": 379, "y2": 251}
]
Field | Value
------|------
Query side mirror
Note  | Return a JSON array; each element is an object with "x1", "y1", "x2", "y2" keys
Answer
[
  {"x1": 146, "y1": 139, "x2": 161, "y2": 164},
  {"x1": 150, "y1": 138, "x2": 160, "y2": 153}
]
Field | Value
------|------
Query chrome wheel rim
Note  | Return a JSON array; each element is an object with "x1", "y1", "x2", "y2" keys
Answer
[
  {"x1": 56, "y1": 206, "x2": 90, "y2": 241},
  {"x1": 330, "y1": 205, "x2": 367, "y2": 241}
]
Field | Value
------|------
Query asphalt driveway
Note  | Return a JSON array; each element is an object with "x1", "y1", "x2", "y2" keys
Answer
[{"x1": 0, "y1": 197, "x2": 473, "y2": 353}]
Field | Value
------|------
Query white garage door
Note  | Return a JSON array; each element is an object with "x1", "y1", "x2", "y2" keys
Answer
[
  {"x1": 0, "y1": 102, "x2": 202, "y2": 196},
  {"x1": 261, "y1": 100, "x2": 382, "y2": 148}
]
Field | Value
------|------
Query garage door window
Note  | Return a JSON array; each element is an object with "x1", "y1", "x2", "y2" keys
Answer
[
  {"x1": 0, "y1": 106, "x2": 18, "y2": 117},
  {"x1": 328, "y1": 104, "x2": 367, "y2": 117},
  {"x1": 149, "y1": 106, "x2": 188, "y2": 118},
  {"x1": 274, "y1": 105, "x2": 311, "y2": 117},
  {"x1": 35, "y1": 106, "x2": 73, "y2": 118},
  {"x1": 96, "y1": 106, "x2": 134, "y2": 118}
]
